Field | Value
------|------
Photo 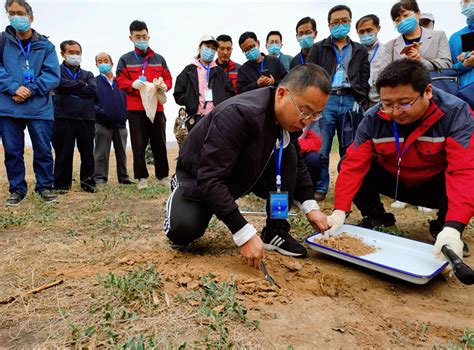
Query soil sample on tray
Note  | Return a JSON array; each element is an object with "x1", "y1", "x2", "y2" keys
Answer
[{"x1": 315, "y1": 233, "x2": 377, "y2": 256}]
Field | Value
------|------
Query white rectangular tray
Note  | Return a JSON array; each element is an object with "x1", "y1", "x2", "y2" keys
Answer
[{"x1": 305, "y1": 225, "x2": 448, "y2": 284}]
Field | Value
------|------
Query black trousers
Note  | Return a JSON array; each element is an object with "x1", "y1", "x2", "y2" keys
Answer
[
  {"x1": 164, "y1": 143, "x2": 299, "y2": 246},
  {"x1": 52, "y1": 119, "x2": 95, "y2": 190},
  {"x1": 128, "y1": 111, "x2": 168, "y2": 179},
  {"x1": 353, "y1": 160, "x2": 447, "y2": 221}
]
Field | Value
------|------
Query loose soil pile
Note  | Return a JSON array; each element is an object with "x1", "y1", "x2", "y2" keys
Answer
[{"x1": 315, "y1": 233, "x2": 378, "y2": 256}]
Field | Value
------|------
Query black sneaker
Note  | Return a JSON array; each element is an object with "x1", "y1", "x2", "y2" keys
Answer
[
  {"x1": 39, "y1": 189, "x2": 59, "y2": 203},
  {"x1": 5, "y1": 192, "x2": 25, "y2": 207},
  {"x1": 358, "y1": 212, "x2": 396, "y2": 229},
  {"x1": 261, "y1": 226, "x2": 307, "y2": 258},
  {"x1": 119, "y1": 178, "x2": 134, "y2": 185},
  {"x1": 81, "y1": 179, "x2": 97, "y2": 193}
]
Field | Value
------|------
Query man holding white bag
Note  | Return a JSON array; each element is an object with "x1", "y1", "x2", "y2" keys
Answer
[{"x1": 116, "y1": 20, "x2": 172, "y2": 189}]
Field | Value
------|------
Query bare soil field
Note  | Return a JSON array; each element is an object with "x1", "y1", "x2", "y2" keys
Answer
[{"x1": 0, "y1": 146, "x2": 473, "y2": 349}]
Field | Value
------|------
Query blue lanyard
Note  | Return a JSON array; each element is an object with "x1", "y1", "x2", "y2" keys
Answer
[
  {"x1": 133, "y1": 52, "x2": 148, "y2": 75},
  {"x1": 100, "y1": 74, "x2": 115, "y2": 88},
  {"x1": 274, "y1": 130, "x2": 284, "y2": 192},
  {"x1": 17, "y1": 38, "x2": 32, "y2": 68},
  {"x1": 369, "y1": 44, "x2": 380, "y2": 64},
  {"x1": 65, "y1": 67, "x2": 80, "y2": 80},
  {"x1": 259, "y1": 56, "x2": 265, "y2": 74},
  {"x1": 393, "y1": 121, "x2": 413, "y2": 159},
  {"x1": 332, "y1": 44, "x2": 349, "y2": 65},
  {"x1": 198, "y1": 60, "x2": 211, "y2": 85},
  {"x1": 299, "y1": 52, "x2": 305, "y2": 65},
  {"x1": 393, "y1": 121, "x2": 414, "y2": 200}
]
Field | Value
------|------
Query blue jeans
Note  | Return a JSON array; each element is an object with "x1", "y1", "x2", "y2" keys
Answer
[
  {"x1": 316, "y1": 94, "x2": 355, "y2": 193},
  {"x1": 0, "y1": 117, "x2": 54, "y2": 195}
]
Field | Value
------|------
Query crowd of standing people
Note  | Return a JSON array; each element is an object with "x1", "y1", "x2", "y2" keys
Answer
[{"x1": 1, "y1": 0, "x2": 473, "y2": 272}]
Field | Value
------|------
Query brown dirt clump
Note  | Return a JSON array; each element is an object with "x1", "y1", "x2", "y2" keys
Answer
[{"x1": 315, "y1": 233, "x2": 378, "y2": 256}]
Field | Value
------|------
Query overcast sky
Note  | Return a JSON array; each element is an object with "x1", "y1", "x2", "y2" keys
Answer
[{"x1": 1, "y1": 0, "x2": 466, "y2": 143}]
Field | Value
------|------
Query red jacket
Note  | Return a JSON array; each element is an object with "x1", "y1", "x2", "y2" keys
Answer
[
  {"x1": 299, "y1": 122, "x2": 322, "y2": 153},
  {"x1": 116, "y1": 48, "x2": 172, "y2": 112},
  {"x1": 335, "y1": 88, "x2": 474, "y2": 226},
  {"x1": 216, "y1": 59, "x2": 241, "y2": 94}
]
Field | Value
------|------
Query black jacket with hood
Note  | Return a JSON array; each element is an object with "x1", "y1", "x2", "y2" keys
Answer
[
  {"x1": 176, "y1": 87, "x2": 314, "y2": 234},
  {"x1": 306, "y1": 36, "x2": 370, "y2": 103}
]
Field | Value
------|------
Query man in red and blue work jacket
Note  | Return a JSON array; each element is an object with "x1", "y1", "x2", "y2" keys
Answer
[
  {"x1": 116, "y1": 20, "x2": 172, "y2": 190},
  {"x1": 327, "y1": 59, "x2": 474, "y2": 266}
]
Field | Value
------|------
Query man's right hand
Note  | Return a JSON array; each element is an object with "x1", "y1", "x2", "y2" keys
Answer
[
  {"x1": 15, "y1": 86, "x2": 32, "y2": 100},
  {"x1": 12, "y1": 95, "x2": 26, "y2": 103},
  {"x1": 257, "y1": 76, "x2": 272, "y2": 87},
  {"x1": 132, "y1": 79, "x2": 146, "y2": 90},
  {"x1": 240, "y1": 234, "x2": 264, "y2": 270}
]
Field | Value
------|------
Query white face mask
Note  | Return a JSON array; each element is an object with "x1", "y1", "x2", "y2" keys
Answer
[{"x1": 66, "y1": 54, "x2": 82, "y2": 67}]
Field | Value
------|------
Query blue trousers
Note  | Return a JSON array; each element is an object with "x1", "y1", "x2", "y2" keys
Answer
[
  {"x1": 316, "y1": 94, "x2": 355, "y2": 193},
  {"x1": 0, "y1": 117, "x2": 54, "y2": 196}
]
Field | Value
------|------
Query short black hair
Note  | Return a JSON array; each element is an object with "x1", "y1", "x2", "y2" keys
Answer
[
  {"x1": 280, "y1": 63, "x2": 332, "y2": 95},
  {"x1": 129, "y1": 20, "x2": 148, "y2": 34},
  {"x1": 5, "y1": 0, "x2": 32, "y2": 16},
  {"x1": 60, "y1": 40, "x2": 82, "y2": 53},
  {"x1": 238, "y1": 31, "x2": 258, "y2": 46},
  {"x1": 328, "y1": 5, "x2": 352, "y2": 23},
  {"x1": 356, "y1": 14, "x2": 380, "y2": 30},
  {"x1": 390, "y1": 0, "x2": 420, "y2": 21},
  {"x1": 376, "y1": 59, "x2": 431, "y2": 95},
  {"x1": 266, "y1": 30, "x2": 282, "y2": 43},
  {"x1": 216, "y1": 34, "x2": 232, "y2": 44},
  {"x1": 296, "y1": 16, "x2": 317, "y2": 32}
]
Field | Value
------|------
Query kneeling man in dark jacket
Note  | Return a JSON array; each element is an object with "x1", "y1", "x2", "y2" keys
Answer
[{"x1": 164, "y1": 64, "x2": 332, "y2": 269}]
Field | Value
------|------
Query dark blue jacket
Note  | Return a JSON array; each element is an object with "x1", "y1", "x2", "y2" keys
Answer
[
  {"x1": 54, "y1": 63, "x2": 96, "y2": 120},
  {"x1": 95, "y1": 75, "x2": 127, "y2": 128},
  {"x1": 0, "y1": 26, "x2": 60, "y2": 120}
]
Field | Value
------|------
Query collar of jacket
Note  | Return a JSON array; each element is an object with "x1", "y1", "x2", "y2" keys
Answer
[
  {"x1": 134, "y1": 46, "x2": 154, "y2": 60},
  {"x1": 215, "y1": 59, "x2": 236, "y2": 71},
  {"x1": 5, "y1": 25, "x2": 45, "y2": 44},
  {"x1": 396, "y1": 27, "x2": 433, "y2": 48},
  {"x1": 322, "y1": 35, "x2": 360, "y2": 54}
]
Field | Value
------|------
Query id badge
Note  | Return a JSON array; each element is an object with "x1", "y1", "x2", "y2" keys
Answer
[
  {"x1": 332, "y1": 66, "x2": 344, "y2": 88},
  {"x1": 269, "y1": 191, "x2": 289, "y2": 219},
  {"x1": 139, "y1": 75, "x2": 147, "y2": 82},
  {"x1": 204, "y1": 89, "x2": 213, "y2": 102},
  {"x1": 23, "y1": 68, "x2": 34, "y2": 84}
]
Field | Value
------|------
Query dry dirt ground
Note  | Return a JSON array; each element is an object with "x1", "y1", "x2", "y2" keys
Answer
[{"x1": 0, "y1": 146, "x2": 473, "y2": 349}]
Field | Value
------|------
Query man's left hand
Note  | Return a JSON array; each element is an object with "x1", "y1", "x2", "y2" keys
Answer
[
  {"x1": 406, "y1": 47, "x2": 422, "y2": 62},
  {"x1": 12, "y1": 95, "x2": 26, "y2": 103},
  {"x1": 306, "y1": 210, "x2": 328, "y2": 233},
  {"x1": 433, "y1": 227, "x2": 464, "y2": 261}
]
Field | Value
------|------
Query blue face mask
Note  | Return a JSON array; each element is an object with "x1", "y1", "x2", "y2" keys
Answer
[
  {"x1": 9, "y1": 15, "x2": 31, "y2": 33},
  {"x1": 462, "y1": 4, "x2": 474, "y2": 20},
  {"x1": 245, "y1": 47, "x2": 260, "y2": 61},
  {"x1": 267, "y1": 44, "x2": 281, "y2": 56},
  {"x1": 396, "y1": 15, "x2": 418, "y2": 35},
  {"x1": 200, "y1": 47, "x2": 216, "y2": 62},
  {"x1": 98, "y1": 63, "x2": 112, "y2": 75},
  {"x1": 134, "y1": 40, "x2": 149, "y2": 51},
  {"x1": 298, "y1": 34, "x2": 314, "y2": 49},
  {"x1": 359, "y1": 32, "x2": 377, "y2": 46},
  {"x1": 330, "y1": 24, "x2": 351, "y2": 40}
]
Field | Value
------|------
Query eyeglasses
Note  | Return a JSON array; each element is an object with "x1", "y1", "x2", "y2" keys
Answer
[
  {"x1": 287, "y1": 90, "x2": 323, "y2": 121},
  {"x1": 379, "y1": 95, "x2": 421, "y2": 114},
  {"x1": 329, "y1": 18, "x2": 351, "y2": 26}
]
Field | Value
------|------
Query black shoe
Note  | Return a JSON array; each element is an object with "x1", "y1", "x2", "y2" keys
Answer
[
  {"x1": 5, "y1": 192, "x2": 25, "y2": 207},
  {"x1": 261, "y1": 226, "x2": 307, "y2": 258},
  {"x1": 119, "y1": 178, "x2": 134, "y2": 185},
  {"x1": 81, "y1": 179, "x2": 97, "y2": 193},
  {"x1": 54, "y1": 188, "x2": 69, "y2": 195},
  {"x1": 358, "y1": 212, "x2": 396, "y2": 229},
  {"x1": 39, "y1": 189, "x2": 59, "y2": 203}
]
